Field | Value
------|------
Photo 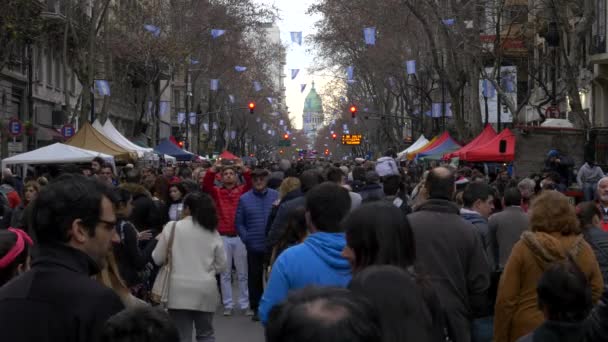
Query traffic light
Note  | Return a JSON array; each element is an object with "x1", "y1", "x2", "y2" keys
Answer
[
  {"x1": 283, "y1": 133, "x2": 289, "y2": 140},
  {"x1": 178, "y1": 140, "x2": 184, "y2": 148},
  {"x1": 332, "y1": 133, "x2": 337, "y2": 140},
  {"x1": 324, "y1": 148, "x2": 330, "y2": 155},
  {"x1": 248, "y1": 102, "x2": 255, "y2": 114},
  {"x1": 279, "y1": 149, "x2": 284, "y2": 154},
  {"x1": 350, "y1": 105, "x2": 357, "y2": 118}
]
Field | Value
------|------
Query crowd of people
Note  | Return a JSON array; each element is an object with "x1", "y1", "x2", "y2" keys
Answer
[{"x1": 0, "y1": 151, "x2": 608, "y2": 342}]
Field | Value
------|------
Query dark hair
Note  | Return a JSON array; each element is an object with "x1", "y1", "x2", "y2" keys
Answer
[
  {"x1": 0, "y1": 230, "x2": 30, "y2": 286},
  {"x1": 125, "y1": 169, "x2": 140, "y2": 184},
  {"x1": 352, "y1": 166, "x2": 366, "y2": 182},
  {"x1": 266, "y1": 287, "x2": 381, "y2": 342},
  {"x1": 168, "y1": 183, "x2": 187, "y2": 202},
  {"x1": 576, "y1": 201, "x2": 602, "y2": 229},
  {"x1": 183, "y1": 192, "x2": 217, "y2": 231},
  {"x1": 275, "y1": 207, "x2": 308, "y2": 259},
  {"x1": 100, "y1": 307, "x2": 180, "y2": 342},
  {"x1": 537, "y1": 260, "x2": 593, "y2": 322},
  {"x1": 178, "y1": 167, "x2": 192, "y2": 179},
  {"x1": 112, "y1": 188, "x2": 132, "y2": 207},
  {"x1": 299, "y1": 169, "x2": 324, "y2": 193},
  {"x1": 425, "y1": 167, "x2": 455, "y2": 200},
  {"x1": 348, "y1": 265, "x2": 441, "y2": 342},
  {"x1": 383, "y1": 175, "x2": 402, "y2": 196},
  {"x1": 462, "y1": 182, "x2": 493, "y2": 208},
  {"x1": 92, "y1": 156, "x2": 105, "y2": 166},
  {"x1": 326, "y1": 167, "x2": 345, "y2": 184},
  {"x1": 32, "y1": 174, "x2": 115, "y2": 243},
  {"x1": 1, "y1": 176, "x2": 16, "y2": 188},
  {"x1": 343, "y1": 203, "x2": 415, "y2": 273},
  {"x1": 305, "y1": 182, "x2": 351, "y2": 232},
  {"x1": 503, "y1": 187, "x2": 522, "y2": 207}
]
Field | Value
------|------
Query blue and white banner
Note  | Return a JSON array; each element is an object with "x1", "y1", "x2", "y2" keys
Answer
[
  {"x1": 406, "y1": 60, "x2": 416, "y2": 75},
  {"x1": 263, "y1": 123, "x2": 267, "y2": 130},
  {"x1": 210, "y1": 79, "x2": 219, "y2": 91},
  {"x1": 159, "y1": 101, "x2": 170, "y2": 116},
  {"x1": 267, "y1": 97, "x2": 273, "y2": 104},
  {"x1": 343, "y1": 124, "x2": 348, "y2": 130},
  {"x1": 363, "y1": 27, "x2": 376, "y2": 45},
  {"x1": 279, "y1": 119, "x2": 284, "y2": 125},
  {"x1": 211, "y1": 29, "x2": 226, "y2": 38},
  {"x1": 290, "y1": 32, "x2": 302, "y2": 45},
  {"x1": 190, "y1": 57, "x2": 200, "y2": 65},
  {"x1": 177, "y1": 112, "x2": 186, "y2": 125},
  {"x1": 256, "y1": 117, "x2": 261, "y2": 123},
  {"x1": 442, "y1": 18, "x2": 455, "y2": 26},
  {"x1": 213, "y1": 122, "x2": 218, "y2": 130},
  {"x1": 291, "y1": 69, "x2": 300, "y2": 80},
  {"x1": 230, "y1": 131, "x2": 236, "y2": 139},
  {"x1": 431, "y1": 103, "x2": 453, "y2": 118},
  {"x1": 189, "y1": 112, "x2": 197, "y2": 125},
  {"x1": 203, "y1": 123, "x2": 209, "y2": 131},
  {"x1": 228, "y1": 94, "x2": 235, "y2": 104},
  {"x1": 144, "y1": 24, "x2": 160, "y2": 37},
  {"x1": 235, "y1": 66, "x2": 247, "y2": 72},
  {"x1": 482, "y1": 80, "x2": 495, "y2": 98},
  {"x1": 95, "y1": 80, "x2": 111, "y2": 96},
  {"x1": 346, "y1": 66, "x2": 354, "y2": 81},
  {"x1": 253, "y1": 81, "x2": 262, "y2": 92},
  {"x1": 300, "y1": 84, "x2": 307, "y2": 93}
]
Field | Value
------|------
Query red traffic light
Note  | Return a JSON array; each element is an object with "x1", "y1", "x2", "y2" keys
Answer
[
  {"x1": 248, "y1": 102, "x2": 255, "y2": 114},
  {"x1": 178, "y1": 141, "x2": 184, "y2": 148},
  {"x1": 283, "y1": 133, "x2": 289, "y2": 140},
  {"x1": 331, "y1": 133, "x2": 337, "y2": 140},
  {"x1": 324, "y1": 148, "x2": 329, "y2": 155},
  {"x1": 350, "y1": 105, "x2": 357, "y2": 118}
]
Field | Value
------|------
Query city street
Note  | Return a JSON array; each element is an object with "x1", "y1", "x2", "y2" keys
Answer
[{"x1": 214, "y1": 309, "x2": 265, "y2": 342}]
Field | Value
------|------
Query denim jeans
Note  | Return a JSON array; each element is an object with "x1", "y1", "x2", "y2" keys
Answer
[
  {"x1": 583, "y1": 182, "x2": 598, "y2": 202},
  {"x1": 471, "y1": 316, "x2": 494, "y2": 342},
  {"x1": 220, "y1": 236, "x2": 249, "y2": 310}
]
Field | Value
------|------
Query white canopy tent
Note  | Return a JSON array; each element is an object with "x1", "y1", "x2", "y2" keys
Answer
[
  {"x1": 397, "y1": 135, "x2": 429, "y2": 160},
  {"x1": 1, "y1": 143, "x2": 115, "y2": 178},
  {"x1": 93, "y1": 119, "x2": 154, "y2": 158}
]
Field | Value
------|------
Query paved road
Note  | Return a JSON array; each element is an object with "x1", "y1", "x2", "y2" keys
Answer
[{"x1": 214, "y1": 307, "x2": 265, "y2": 342}]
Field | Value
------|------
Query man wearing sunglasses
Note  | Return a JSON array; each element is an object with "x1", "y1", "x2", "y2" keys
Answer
[
  {"x1": 0, "y1": 174, "x2": 124, "y2": 342},
  {"x1": 236, "y1": 168, "x2": 278, "y2": 321}
]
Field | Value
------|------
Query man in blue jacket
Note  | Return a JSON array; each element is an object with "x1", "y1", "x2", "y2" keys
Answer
[
  {"x1": 258, "y1": 182, "x2": 352, "y2": 324},
  {"x1": 236, "y1": 168, "x2": 279, "y2": 321}
]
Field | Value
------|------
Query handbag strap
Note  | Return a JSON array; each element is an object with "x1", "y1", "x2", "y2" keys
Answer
[{"x1": 166, "y1": 221, "x2": 177, "y2": 266}]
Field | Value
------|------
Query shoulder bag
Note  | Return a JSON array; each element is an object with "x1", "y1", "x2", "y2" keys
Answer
[{"x1": 150, "y1": 221, "x2": 177, "y2": 309}]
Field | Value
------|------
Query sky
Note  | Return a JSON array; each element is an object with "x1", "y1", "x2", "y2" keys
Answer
[{"x1": 270, "y1": 0, "x2": 330, "y2": 129}]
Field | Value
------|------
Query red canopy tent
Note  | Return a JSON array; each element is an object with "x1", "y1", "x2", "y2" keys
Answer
[
  {"x1": 444, "y1": 124, "x2": 497, "y2": 160},
  {"x1": 462, "y1": 128, "x2": 516, "y2": 162},
  {"x1": 219, "y1": 151, "x2": 238, "y2": 160}
]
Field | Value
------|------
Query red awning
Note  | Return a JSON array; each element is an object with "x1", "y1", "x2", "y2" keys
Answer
[
  {"x1": 462, "y1": 128, "x2": 516, "y2": 162},
  {"x1": 444, "y1": 124, "x2": 497, "y2": 160},
  {"x1": 219, "y1": 151, "x2": 238, "y2": 160}
]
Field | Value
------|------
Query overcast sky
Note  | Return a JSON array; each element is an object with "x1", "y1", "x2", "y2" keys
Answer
[{"x1": 270, "y1": 0, "x2": 329, "y2": 129}]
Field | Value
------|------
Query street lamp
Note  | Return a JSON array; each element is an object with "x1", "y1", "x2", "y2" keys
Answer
[{"x1": 546, "y1": 22, "x2": 560, "y2": 111}]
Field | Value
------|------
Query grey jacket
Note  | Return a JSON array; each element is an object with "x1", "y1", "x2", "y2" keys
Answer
[
  {"x1": 489, "y1": 206, "x2": 529, "y2": 269},
  {"x1": 577, "y1": 163, "x2": 604, "y2": 187},
  {"x1": 408, "y1": 199, "x2": 491, "y2": 342}
]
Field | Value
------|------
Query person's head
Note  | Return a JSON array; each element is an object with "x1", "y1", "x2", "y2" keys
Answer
[
  {"x1": 576, "y1": 201, "x2": 602, "y2": 230},
  {"x1": 305, "y1": 182, "x2": 351, "y2": 233},
  {"x1": 23, "y1": 180, "x2": 40, "y2": 204},
  {"x1": 365, "y1": 171, "x2": 380, "y2": 185},
  {"x1": 597, "y1": 177, "x2": 608, "y2": 204},
  {"x1": 1, "y1": 176, "x2": 16, "y2": 188},
  {"x1": 178, "y1": 166, "x2": 192, "y2": 180},
  {"x1": 100, "y1": 307, "x2": 180, "y2": 342},
  {"x1": 547, "y1": 149, "x2": 560, "y2": 162},
  {"x1": 348, "y1": 265, "x2": 436, "y2": 342},
  {"x1": 163, "y1": 166, "x2": 175, "y2": 178},
  {"x1": 99, "y1": 165, "x2": 114, "y2": 184},
  {"x1": 326, "y1": 167, "x2": 345, "y2": 185},
  {"x1": 284, "y1": 207, "x2": 308, "y2": 243},
  {"x1": 221, "y1": 166, "x2": 238, "y2": 188},
  {"x1": 529, "y1": 190, "x2": 579, "y2": 235},
  {"x1": 498, "y1": 169, "x2": 510, "y2": 182},
  {"x1": 352, "y1": 166, "x2": 366, "y2": 182},
  {"x1": 503, "y1": 187, "x2": 522, "y2": 207},
  {"x1": 585, "y1": 157, "x2": 596, "y2": 167},
  {"x1": 425, "y1": 167, "x2": 455, "y2": 200},
  {"x1": 112, "y1": 188, "x2": 133, "y2": 219},
  {"x1": 266, "y1": 286, "x2": 381, "y2": 342},
  {"x1": 251, "y1": 168, "x2": 270, "y2": 192},
  {"x1": 383, "y1": 175, "x2": 402, "y2": 196},
  {"x1": 37, "y1": 176, "x2": 48, "y2": 187},
  {"x1": 82, "y1": 166, "x2": 92, "y2": 177},
  {"x1": 342, "y1": 203, "x2": 415, "y2": 273},
  {"x1": 182, "y1": 192, "x2": 217, "y2": 231},
  {"x1": 537, "y1": 260, "x2": 592, "y2": 322},
  {"x1": 0, "y1": 228, "x2": 33, "y2": 286},
  {"x1": 32, "y1": 175, "x2": 119, "y2": 269},
  {"x1": 168, "y1": 183, "x2": 187, "y2": 202},
  {"x1": 92, "y1": 157, "x2": 105, "y2": 173},
  {"x1": 462, "y1": 182, "x2": 494, "y2": 218},
  {"x1": 279, "y1": 159, "x2": 292, "y2": 172},
  {"x1": 518, "y1": 178, "x2": 536, "y2": 199},
  {"x1": 299, "y1": 169, "x2": 324, "y2": 193},
  {"x1": 278, "y1": 177, "x2": 301, "y2": 199},
  {"x1": 2, "y1": 168, "x2": 12, "y2": 180}
]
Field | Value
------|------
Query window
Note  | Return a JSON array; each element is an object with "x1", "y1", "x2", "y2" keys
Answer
[
  {"x1": 55, "y1": 55, "x2": 62, "y2": 89},
  {"x1": 46, "y1": 49, "x2": 53, "y2": 87}
]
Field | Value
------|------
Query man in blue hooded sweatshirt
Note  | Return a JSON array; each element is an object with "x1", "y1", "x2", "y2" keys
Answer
[{"x1": 258, "y1": 182, "x2": 352, "y2": 324}]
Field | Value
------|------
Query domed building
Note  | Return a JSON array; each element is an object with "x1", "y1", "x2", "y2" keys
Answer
[{"x1": 302, "y1": 82, "x2": 324, "y2": 143}]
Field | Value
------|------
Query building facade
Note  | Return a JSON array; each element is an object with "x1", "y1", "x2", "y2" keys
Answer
[{"x1": 302, "y1": 82, "x2": 324, "y2": 144}]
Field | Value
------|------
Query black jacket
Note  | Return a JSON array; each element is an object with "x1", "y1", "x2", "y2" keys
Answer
[
  {"x1": 584, "y1": 286, "x2": 608, "y2": 342},
  {"x1": 517, "y1": 321, "x2": 585, "y2": 342},
  {"x1": 114, "y1": 219, "x2": 157, "y2": 287},
  {"x1": 266, "y1": 189, "x2": 304, "y2": 253},
  {"x1": 583, "y1": 227, "x2": 608, "y2": 284},
  {"x1": 0, "y1": 243, "x2": 124, "y2": 342},
  {"x1": 407, "y1": 199, "x2": 491, "y2": 342}
]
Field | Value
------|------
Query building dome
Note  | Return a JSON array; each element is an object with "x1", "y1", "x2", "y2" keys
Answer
[{"x1": 303, "y1": 82, "x2": 323, "y2": 113}]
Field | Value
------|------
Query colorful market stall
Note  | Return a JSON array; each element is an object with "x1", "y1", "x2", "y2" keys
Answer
[
  {"x1": 406, "y1": 132, "x2": 453, "y2": 160},
  {"x1": 444, "y1": 124, "x2": 497, "y2": 160},
  {"x1": 405, "y1": 135, "x2": 439, "y2": 160},
  {"x1": 93, "y1": 119, "x2": 154, "y2": 159},
  {"x1": 416, "y1": 133, "x2": 462, "y2": 161},
  {"x1": 154, "y1": 139, "x2": 195, "y2": 161},
  {"x1": 397, "y1": 135, "x2": 429, "y2": 160},
  {"x1": 462, "y1": 128, "x2": 516, "y2": 162}
]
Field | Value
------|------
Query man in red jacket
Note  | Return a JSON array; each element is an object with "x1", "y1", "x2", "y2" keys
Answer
[
  {"x1": 202, "y1": 158, "x2": 252, "y2": 316},
  {"x1": 597, "y1": 177, "x2": 608, "y2": 231}
]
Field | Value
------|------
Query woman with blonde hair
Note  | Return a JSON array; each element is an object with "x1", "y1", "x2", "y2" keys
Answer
[{"x1": 494, "y1": 191, "x2": 604, "y2": 342}]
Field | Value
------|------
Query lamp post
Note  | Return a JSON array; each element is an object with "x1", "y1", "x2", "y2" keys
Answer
[{"x1": 546, "y1": 22, "x2": 560, "y2": 113}]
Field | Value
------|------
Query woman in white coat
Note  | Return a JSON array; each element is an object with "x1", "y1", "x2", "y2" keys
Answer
[{"x1": 152, "y1": 192, "x2": 226, "y2": 342}]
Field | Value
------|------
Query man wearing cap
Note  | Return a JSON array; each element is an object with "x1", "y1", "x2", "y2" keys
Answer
[{"x1": 236, "y1": 168, "x2": 278, "y2": 321}]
